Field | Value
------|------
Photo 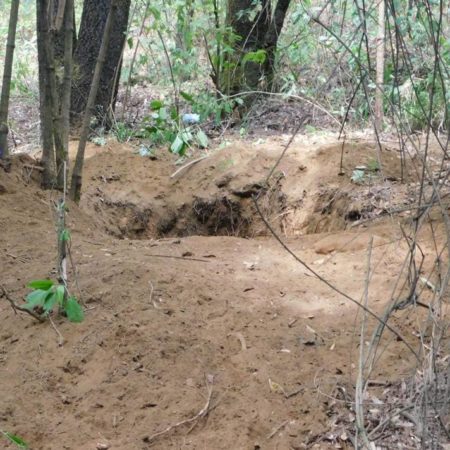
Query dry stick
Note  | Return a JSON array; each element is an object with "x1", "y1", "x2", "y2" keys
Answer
[
  {"x1": 170, "y1": 155, "x2": 210, "y2": 178},
  {"x1": 145, "y1": 254, "x2": 209, "y2": 263},
  {"x1": 70, "y1": 0, "x2": 118, "y2": 202},
  {"x1": 252, "y1": 196, "x2": 419, "y2": 361},
  {"x1": 0, "y1": 285, "x2": 45, "y2": 322},
  {"x1": 265, "y1": 114, "x2": 311, "y2": 184},
  {"x1": 355, "y1": 237, "x2": 373, "y2": 449},
  {"x1": 146, "y1": 376, "x2": 214, "y2": 443},
  {"x1": 266, "y1": 420, "x2": 289, "y2": 440},
  {"x1": 49, "y1": 315, "x2": 64, "y2": 346},
  {"x1": 148, "y1": 280, "x2": 160, "y2": 309},
  {"x1": 368, "y1": 405, "x2": 414, "y2": 440}
]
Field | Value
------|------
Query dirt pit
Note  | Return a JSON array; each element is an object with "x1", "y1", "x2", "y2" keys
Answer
[
  {"x1": 0, "y1": 135, "x2": 446, "y2": 449},
  {"x1": 79, "y1": 136, "x2": 419, "y2": 240}
]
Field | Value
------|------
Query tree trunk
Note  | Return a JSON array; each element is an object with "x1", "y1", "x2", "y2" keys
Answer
[
  {"x1": 70, "y1": 0, "x2": 118, "y2": 202},
  {"x1": 374, "y1": 0, "x2": 385, "y2": 132},
  {"x1": 37, "y1": 0, "x2": 56, "y2": 187},
  {"x1": 263, "y1": 0, "x2": 291, "y2": 91},
  {"x1": 71, "y1": 0, "x2": 131, "y2": 129},
  {"x1": 222, "y1": 0, "x2": 291, "y2": 100},
  {"x1": 37, "y1": 0, "x2": 75, "y2": 189},
  {"x1": 0, "y1": 0, "x2": 20, "y2": 159}
]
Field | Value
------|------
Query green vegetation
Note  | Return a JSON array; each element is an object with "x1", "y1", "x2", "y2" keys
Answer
[
  {"x1": 1, "y1": 430, "x2": 28, "y2": 449},
  {"x1": 24, "y1": 279, "x2": 84, "y2": 323}
]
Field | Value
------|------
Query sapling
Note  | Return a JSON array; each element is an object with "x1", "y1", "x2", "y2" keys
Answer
[{"x1": 2, "y1": 162, "x2": 84, "y2": 324}]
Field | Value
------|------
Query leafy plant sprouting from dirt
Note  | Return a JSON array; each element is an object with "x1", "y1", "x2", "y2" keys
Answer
[
  {"x1": 24, "y1": 279, "x2": 84, "y2": 323},
  {"x1": 1, "y1": 429, "x2": 28, "y2": 448},
  {"x1": 0, "y1": 188, "x2": 84, "y2": 327}
]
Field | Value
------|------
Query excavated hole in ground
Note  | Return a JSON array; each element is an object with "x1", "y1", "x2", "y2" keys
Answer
[
  {"x1": 92, "y1": 184, "x2": 369, "y2": 240},
  {"x1": 80, "y1": 140, "x2": 420, "y2": 240}
]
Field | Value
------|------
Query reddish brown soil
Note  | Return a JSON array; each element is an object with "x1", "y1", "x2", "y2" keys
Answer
[{"x1": 0, "y1": 137, "x2": 445, "y2": 449}]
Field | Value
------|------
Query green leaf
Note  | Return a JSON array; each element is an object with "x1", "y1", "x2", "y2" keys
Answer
[
  {"x1": 242, "y1": 49, "x2": 267, "y2": 64},
  {"x1": 196, "y1": 130, "x2": 209, "y2": 148},
  {"x1": 43, "y1": 292, "x2": 58, "y2": 313},
  {"x1": 27, "y1": 279, "x2": 53, "y2": 290},
  {"x1": 65, "y1": 297, "x2": 84, "y2": 323},
  {"x1": 2, "y1": 431, "x2": 28, "y2": 448},
  {"x1": 127, "y1": 37, "x2": 133, "y2": 49},
  {"x1": 180, "y1": 91, "x2": 194, "y2": 103},
  {"x1": 25, "y1": 289, "x2": 49, "y2": 309},
  {"x1": 180, "y1": 130, "x2": 193, "y2": 143},
  {"x1": 170, "y1": 135, "x2": 186, "y2": 155},
  {"x1": 150, "y1": 100, "x2": 164, "y2": 111},
  {"x1": 55, "y1": 285, "x2": 66, "y2": 306}
]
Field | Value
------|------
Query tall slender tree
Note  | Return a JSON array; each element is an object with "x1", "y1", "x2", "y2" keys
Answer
[
  {"x1": 37, "y1": 0, "x2": 75, "y2": 189},
  {"x1": 0, "y1": 0, "x2": 20, "y2": 159},
  {"x1": 374, "y1": 0, "x2": 385, "y2": 132}
]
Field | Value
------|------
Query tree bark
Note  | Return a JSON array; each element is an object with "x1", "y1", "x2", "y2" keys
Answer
[
  {"x1": 37, "y1": 0, "x2": 56, "y2": 187},
  {"x1": 0, "y1": 0, "x2": 20, "y2": 159},
  {"x1": 71, "y1": 0, "x2": 131, "y2": 128},
  {"x1": 70, "y1": 0, "x2": 118, "y2": 202},
  {"x1": 222, "y1": 0, "x2": 291, "y2": 99},
  {"x1": 263, "y1": 0, "x2": 291, "y2": 90},
  {"x1": 37, "y1": 0, "x2": 75, "y2": 189}
]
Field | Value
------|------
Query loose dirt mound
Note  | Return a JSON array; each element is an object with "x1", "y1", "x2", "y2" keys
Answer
[
  {"x1": 0, "y1": 137, "x2": 442, "y2": 449},
  {"x1": 80, "y1": 137, "x2": 418, "y2": 240}
]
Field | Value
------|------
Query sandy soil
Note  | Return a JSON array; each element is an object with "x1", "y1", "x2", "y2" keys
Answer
[{"x1": 0, "y1": 136, "x2": 446, "y2": 449}]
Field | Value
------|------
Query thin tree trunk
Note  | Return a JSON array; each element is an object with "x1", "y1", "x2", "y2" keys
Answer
[
  {"x1": 0, "y1": 0, "x2": 20, "y2": 159},
  {"x1": 37, "y1": 0, "x2": 56, "y2": 187},
  {"x1": 374, "y1": 0, "x2": 385, "y2": 132},
  {"x1": 70, "y1": 0, "x2": 118, "y2": 202},
  {"x1": 41, "y1": 2, "x2": 66, "y2": 189},
  {"x1": 58, "y1": 0, "x2": 74, "y2": 189}
]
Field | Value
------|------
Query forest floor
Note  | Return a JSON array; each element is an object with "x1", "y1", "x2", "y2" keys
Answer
[{"x1": 0, "y1": 133, "x2": 448, "y2": 449}]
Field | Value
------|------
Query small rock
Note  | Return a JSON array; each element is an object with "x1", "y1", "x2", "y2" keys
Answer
[{"x1": 96, "y1": 443, "x2": 110, "y2": 450}]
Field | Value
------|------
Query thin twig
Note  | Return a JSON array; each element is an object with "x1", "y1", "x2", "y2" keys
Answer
[
  {"x1": 0, "y1": 284, "x2": 45, "y2": 322},
  {"x1": 49, "y1": 315, "x2": 64, "y2": 347},
  {"x1": 266, "y1": 420, "x2": 289, "y2": 440},
  {"x1": 170, "y1": 155, "x2": 210, "y2": 179},
  {"x1": 145, "y1": 375, "x2": 214, "y2": 444},
  {"x1": 148, "y1": 280, "x2": 160, "y2": 309},
  {"x1": 355, "y1": 237, "x2": 373, "y2": 449},
  {"x1": 146, "y1": 254, "x2": 210, "y2": 263}
]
